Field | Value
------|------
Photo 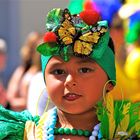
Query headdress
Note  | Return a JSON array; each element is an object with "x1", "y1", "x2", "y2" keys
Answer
[{"x1": 37, "y1": 8, "x2": 116, "y2": 84}]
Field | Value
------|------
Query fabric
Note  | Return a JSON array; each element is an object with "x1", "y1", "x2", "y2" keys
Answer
[
  {"x1": 24, "y1": 121, "x2": 36, "y2": 140},
  {"x1": 0, "y1": 100, "x2": 140, "y2": 139},
  {"x1": 0, "y1": 105, "x2": 39, "y2": 140}
]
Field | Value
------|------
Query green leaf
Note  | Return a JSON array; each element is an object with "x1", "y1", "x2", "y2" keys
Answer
[
  {"x1": 96, "y1": 101, "x2": 104, "y2": 121},
  {"x1": 96, "y1": 101, "x2": 109, "y2": 138},
  {"x1": 37, "y1": 42, "x2": 59, "y2": 56},
  {"x1": 96, "y1": 99, "x2": 140, "y2": 139},
  {"x1": 128, "y1": 102, "x2": 140, "y2": 130},
  {"x1": 100, "y1": 109, "x2": 109, "y2": 138},
  {"x1": 114, "y1": 100, "x2": 128, "y2": 127},
  {"x1": 46, "y1": 8, "x2": 63, "y2": 32}
]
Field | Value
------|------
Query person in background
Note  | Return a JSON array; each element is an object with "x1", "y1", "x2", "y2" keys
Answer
[
  {"x1": 0, "y1": 38, "x2": 7, "y2": 107},
  {"x1": 7, "y1": 32, "x2": 41, "y2": 111},
  {"x1": 27, "y1": 71, "x2": 54, "y2": 116}
]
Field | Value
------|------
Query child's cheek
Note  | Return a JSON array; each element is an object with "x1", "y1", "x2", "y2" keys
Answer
[{"x1": 47, "y1": 79, "x2": 63, "y2": 96}]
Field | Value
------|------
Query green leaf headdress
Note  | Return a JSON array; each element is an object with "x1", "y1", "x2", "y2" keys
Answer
[{"x1": 37, "y1": 8, "x2": 116, "y2": 84}]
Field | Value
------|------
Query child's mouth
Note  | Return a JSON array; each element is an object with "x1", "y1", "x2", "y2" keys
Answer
[{"x1": 63, "y1": 93, "x2": 81, "y2": 101}]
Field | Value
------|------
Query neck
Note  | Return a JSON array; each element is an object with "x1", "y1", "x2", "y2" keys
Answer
[{"x1": 57, "y1": 108, "x2": 98, "y2": 131}]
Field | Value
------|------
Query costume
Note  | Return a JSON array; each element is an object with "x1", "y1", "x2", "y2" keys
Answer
[
  {"x1": 0, "y1": 8, "x2": 140, "y2": 140},
  {"x1": 1, "y1": 96, "x2": 140, "y2": 139}
]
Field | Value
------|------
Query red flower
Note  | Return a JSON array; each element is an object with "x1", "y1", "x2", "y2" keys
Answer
[
  {"x1": 79, "y1": 10, "x2": 100, "y2": 25},
  {"x1": 43, "y1": 32, "x2": 57, "y2": 43}
]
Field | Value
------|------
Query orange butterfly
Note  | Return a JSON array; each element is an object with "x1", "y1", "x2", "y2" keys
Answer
[
  {"x1": 57, "y1": 9, "x2": 76, "y2": 45},
  {"x1": 57, "y1": 9, "x2": 107, "y2": 56}
]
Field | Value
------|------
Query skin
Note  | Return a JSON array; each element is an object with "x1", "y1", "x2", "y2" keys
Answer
[
  {"x1": 45, "y1": 56, "x2": 113, "y2": 140},
  {"x1": 0, "y1": 52, "x2": 7, "y2": 71},
  {"x1": 0, "y1": 52, "x2": 7, "y2": 107}
]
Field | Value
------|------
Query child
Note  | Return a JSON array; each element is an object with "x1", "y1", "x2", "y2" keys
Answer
[{"x1": 0, "y1": 8, "x2": 140, "y2": 140}]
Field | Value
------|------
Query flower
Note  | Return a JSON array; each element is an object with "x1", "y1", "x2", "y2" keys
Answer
[
  {"x1": 43, "y1": 32, "x2": 57, "y2": 43},
  {"x1": 79, "y1": 10, "x2": 100, "y2": 25}
]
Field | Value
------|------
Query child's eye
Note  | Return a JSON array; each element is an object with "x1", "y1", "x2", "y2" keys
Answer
[
  {"x1": 51, "y1": 69, "x2": 66, "y2": 75},
  {"x1": 78, "y1": 67, "x2": 93, "y2": 73}
]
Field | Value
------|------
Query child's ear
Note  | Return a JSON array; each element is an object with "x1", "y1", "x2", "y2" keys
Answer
[{"x1": 106, "y1": 82, "x2": 114, "y2": 92}]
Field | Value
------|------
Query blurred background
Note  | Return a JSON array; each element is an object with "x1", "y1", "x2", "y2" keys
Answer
[
  {"x1": 0, "y1": 0, "x2": 140, "y2": 115},
  {"x1": 0, "y1": 0, "x2": 68, "y2": 86}
]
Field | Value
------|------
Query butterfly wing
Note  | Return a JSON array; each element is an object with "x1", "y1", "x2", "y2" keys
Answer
[
  {"x1": 74, "y1": 40, "x2": 93, "y2": 55},
  {"x1": 74, "y1": 26, "x2": 107, "y2": 56},
  {"x1": 99, "y1": 26, "x2": 107, "y2": 34},
  {"x1": 79, "y1": 32, "x2": 100, "y2": 44},
  {"x1": 57, "y1": 10, "x2": 76, "y2": 45},
  {"x1": 74, "y1": 32, "x2": 100, "y2": 56}
]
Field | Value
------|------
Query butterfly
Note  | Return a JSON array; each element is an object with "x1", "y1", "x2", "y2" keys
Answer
[
  {"x1": 57, "y1": 9, "x2": 76, "y2": 45},
  {"x1": 74, "y1": 26, "x2": 107, "y2": 56},
  {"x1": 57, "y1": 9, "x2": 107, "y2": 56}
]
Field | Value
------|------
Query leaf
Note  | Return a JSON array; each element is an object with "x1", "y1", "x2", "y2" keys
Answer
[
  {"x1": 127, "y1": 121, "x2": 140, "y2": 138},
  {"x1": 114, "y1": 101, "x2": 124, "y2": 127},
  {"x1": 46, "y1": 8, "x2": 63, "y2": 32},
  {"x1": 122, "y1": 102, "x2": 131, "y2": 115},
  {"x1": 96, "y1": 99, "x2": 140, "y2": 139},
  {"x1": 116, "y1": 114, "x2": 129, "y2": 133},
  {"x1": 128, "y1": 102, "x2": 140, "y2": 130},
  {"x1": 135, "y1": 121, "x2": 140, "y2": 132},
  {"x1": 127, "y1": 125, "x2": 135, "y2": 137},
  {"x1": 115, "y1": 102, "x2": 130, "y2": 137},
  {"x1": 96, "y1": 101, "x2": 104, "y2": 121},
  {"x1": 100, "y1": 109, "x2": 109, "y2": 138},
  {"x1": 96, "y1": 101, "x2": 109, "y2": 138},
  {"x1": 37, "y1": 43, "x2": 59, "y2": 56},
  {"x1": 106, "y1": 94, "x2": 115, "y2": 139}
]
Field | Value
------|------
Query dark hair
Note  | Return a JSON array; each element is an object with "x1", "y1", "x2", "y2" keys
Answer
[
  {"x1": 107, "y1": 37, "x2": 115, "y2": 86},
  {"x1": 108, "y1": 37, "x2": 115, "y2": 54}
]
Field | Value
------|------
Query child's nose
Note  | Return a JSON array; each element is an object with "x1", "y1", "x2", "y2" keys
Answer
[{"x1": 64, "y1": 74, "x2": 77, "y2": 88}]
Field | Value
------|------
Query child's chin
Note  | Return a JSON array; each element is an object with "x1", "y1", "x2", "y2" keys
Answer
[{"x1": 61, "y1": 107, "x2": 92, "y2": 115}]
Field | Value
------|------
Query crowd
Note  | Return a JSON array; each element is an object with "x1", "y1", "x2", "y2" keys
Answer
[{"x1": 0, "y1": 32, "x2": 54, "y2": 116}]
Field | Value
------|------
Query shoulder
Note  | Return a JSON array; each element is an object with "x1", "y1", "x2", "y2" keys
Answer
[
  {"x1": 13, "y1": 66, "x2": 25, "y2": 76},
  {"x1": 9, "y1": 66, "x2": 25, "y2": 82}
]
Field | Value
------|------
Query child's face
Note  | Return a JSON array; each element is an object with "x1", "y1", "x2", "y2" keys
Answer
[{"x1": 45, "y1": 56, "x2": 108, "y2": 114}]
